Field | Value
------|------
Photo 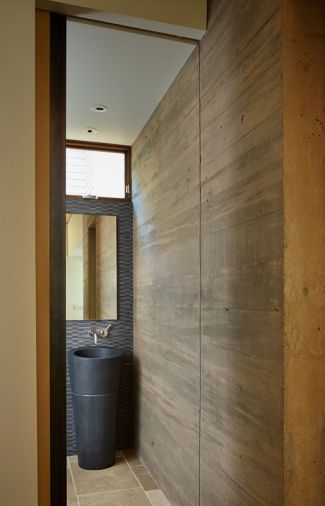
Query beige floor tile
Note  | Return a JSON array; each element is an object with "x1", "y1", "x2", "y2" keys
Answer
[
  {"x1": 70, "y1": 457, "x2": 139, "y2": 495},
  {"x1": 79, "y1": 487, "x2": 152, "y2": 506},
  {"x1": 67, "y1": 468, "x2": 78, "y2": 505},
  {"x1": 146, "y1": 490, "x2": 171, "y2": 506},
  {"x1": 122, "y1": 449, "x2": 142, "y2": 467},
  {"x1": 132, "y1": 465, "x2": 157, "y2": 491},
  {"x1": 69, "y1": 453, "x2": 121, "y2": 463}
]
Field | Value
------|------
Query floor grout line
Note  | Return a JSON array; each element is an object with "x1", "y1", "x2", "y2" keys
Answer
[
  {"x1": 124, "y1": 455, "x2": 146, "y2": 491},
  {"x1": 144, "y1": 490, "x2": 155, "y2": 506},
  {"x1": 144, "y1": 489, "x2": 171, "y2": 506},
  {"x1": 78, "y1": 486, "x2": 141, "y2": 497},
  {"x1": 123, "y1": 452, "x2": 170, "y2": 506},
  {"x1": 67, "y1": 458, "x2": 81, "y2": 506},
  {"x1": 141, "y1": 462, "x2": 172, "y2": 506},
  {"x1": 124, "y1": 452, "x2": 157, "y2": 481},
  {"x1": 68, "y1": 453, "x2": 131, "y2": 503},
  {"x1": 118, "y1": 455, "x2": 157, "y2": 506},
  {"x1": 68, "y1": 451, "x2": 169, "y2": 505}
]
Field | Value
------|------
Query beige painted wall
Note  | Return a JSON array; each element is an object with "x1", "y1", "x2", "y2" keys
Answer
[
  {"x1": 0, "y1": 1, "x2": 38, "y2": 506},
  {"x1": 40, "y1": 0, "x2": 206, "y2": 29}
]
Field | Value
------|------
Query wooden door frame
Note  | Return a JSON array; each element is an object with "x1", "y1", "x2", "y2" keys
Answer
[
  {"x1": 36, "y1": 10, "x2": 51, "y2": 505},
  {"x1": 36, "y1": 10, "x2": 67, "y2": 506},
  {"x1": 50, "y1": 12, "x2": 67, "y2": 506}
]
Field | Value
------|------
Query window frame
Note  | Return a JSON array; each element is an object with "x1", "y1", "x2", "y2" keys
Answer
[{"x1": 65, "y1": 139, "x2": 131, "y2": 202}]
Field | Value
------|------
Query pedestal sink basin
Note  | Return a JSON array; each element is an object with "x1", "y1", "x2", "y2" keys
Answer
[{"x1": 69, "y1": 346, "x2": 123, "y2": 470}]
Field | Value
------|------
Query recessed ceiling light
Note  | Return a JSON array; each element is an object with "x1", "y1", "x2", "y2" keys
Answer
[
  {"x1": 84, "y1": 127, "x2": 99, "y2": 134},
  {"x1": 90, "y1": 104, "x2": 108, "y2": 113}
]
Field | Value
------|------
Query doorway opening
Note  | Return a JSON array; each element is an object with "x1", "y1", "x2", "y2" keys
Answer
[{"x1": 43, "y1": 11, "x2": 197, "y2": 504}]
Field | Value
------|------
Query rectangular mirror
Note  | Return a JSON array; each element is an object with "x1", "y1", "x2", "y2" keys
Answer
[{"x1": 66, "y1": 214, "x2": 117, "y2": 320}]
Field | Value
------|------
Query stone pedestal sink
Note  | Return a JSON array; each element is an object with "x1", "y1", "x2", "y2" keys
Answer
[{"x1": 68, "y1": 346, "x2": 123, "y2": 470}]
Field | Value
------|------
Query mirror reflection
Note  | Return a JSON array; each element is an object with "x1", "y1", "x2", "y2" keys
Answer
[{"x1": 66, "y1": 214, "x2": 117, "y2": 320}]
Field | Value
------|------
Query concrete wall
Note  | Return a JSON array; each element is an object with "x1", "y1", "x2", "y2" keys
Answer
[
  {"x1": 133, "y1": 1, "x2": 324, "y2": 505},
  {"x1": 199, "y1": 1, "x2": 283, "y2": 504},
  {"x1": 133, "y1": 1, "x2": 283, "y2": 505},
  {"x1": 133, "y1": 49, "x2": 201, "y2": 506},
  {"x1": 283, "y1": 1, "x2": 325, "y2": 504},
  {"x1": 0, "y1": 1, "x2": 38, "y2": 505}
]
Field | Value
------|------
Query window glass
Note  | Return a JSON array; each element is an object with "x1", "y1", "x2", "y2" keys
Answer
[{"x1": 66, "y1": 148, "x2": 126, "y2": 198}]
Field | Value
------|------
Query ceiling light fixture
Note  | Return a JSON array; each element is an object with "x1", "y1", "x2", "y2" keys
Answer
[
  {"x1": 84, "y1": 127, "x2": 99, "y2": 134},
  {"x1": 90, "y1": 104, "x2": 108, "y2": 113}
]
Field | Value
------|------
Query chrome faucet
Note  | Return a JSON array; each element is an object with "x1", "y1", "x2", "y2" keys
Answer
[{"x1": 89, "y1": 323, "x2": 113, "y2": 344}]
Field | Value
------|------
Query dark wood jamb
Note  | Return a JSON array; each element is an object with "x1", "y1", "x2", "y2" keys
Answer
[
  {"x1": 36, "y1": 9, "x2": 51, "y2": 505},
  {"x1": 50, "y1": 12, "x2": 66, "y2": 506},
  {"x1": 65, "y1": 139, "x2": 132, "y2": 202}
]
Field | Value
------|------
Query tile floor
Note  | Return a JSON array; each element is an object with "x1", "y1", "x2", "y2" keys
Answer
[{"x1": 67, "y1": 450, "x2": 170, "y2": 506}]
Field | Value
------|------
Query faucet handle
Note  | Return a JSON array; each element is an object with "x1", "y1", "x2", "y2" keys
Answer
[{"x1": 99, "y1": 323, "x2": 113, "y2": 337}]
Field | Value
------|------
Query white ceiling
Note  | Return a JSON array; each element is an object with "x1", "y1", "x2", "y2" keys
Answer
[{"x1": 67, "y1": 20, "x2": 196, "y2": 145}]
